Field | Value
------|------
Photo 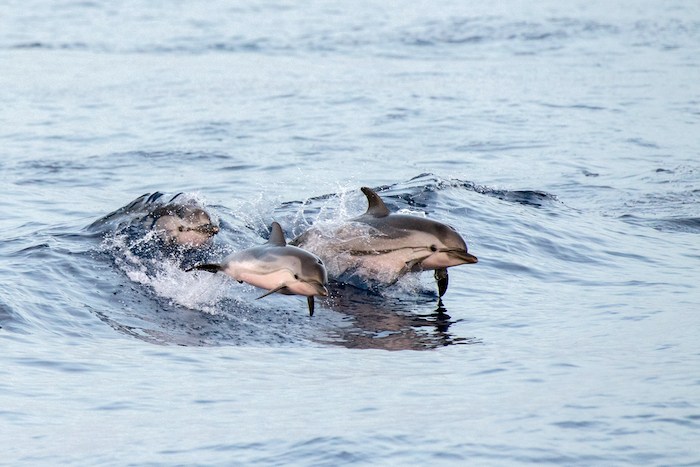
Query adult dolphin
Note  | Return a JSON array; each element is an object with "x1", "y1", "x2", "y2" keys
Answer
[
  {"x1": 151, "y1": 203, "x2": 220, "y2": 247},
  {"x1": 88, "y1": 192, "x2": 220, "y2": 248},
  {"x1": 188, "y1": 222, "x2": 328, "y2": 316},
  {"x1": 291, "y1": 187, "x2": 477, "y2": 297}
]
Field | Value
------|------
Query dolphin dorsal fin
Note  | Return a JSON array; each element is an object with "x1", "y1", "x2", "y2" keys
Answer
[
  {"x1": 267, "y1": 222, "x2": 287, "y2": 246},
  {"x1": 361, "y1": 187, "x2": 390, "y2": 218}
]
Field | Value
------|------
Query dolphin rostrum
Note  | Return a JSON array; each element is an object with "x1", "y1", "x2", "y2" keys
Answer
[
  {"x1": 291, "y1": 187, "x2": 477, "y2": 297},
  {"x1": 188, "y1": 222, "x2": 328, "y2": 316}
]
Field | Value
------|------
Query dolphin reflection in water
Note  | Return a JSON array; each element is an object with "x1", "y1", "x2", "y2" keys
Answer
[
  {"x1": 188, "y1": 222, "x2": 328, "y2": 316},
  {"x1": 319, "y1": 284, "x2": 481, "y2": 350},
  {"x1": 291, "y1": 187, "x2": 477, "y2": 297}
]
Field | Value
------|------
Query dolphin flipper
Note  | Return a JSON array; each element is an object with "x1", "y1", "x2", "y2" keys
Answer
[
  {"x1": 307, "y1": 296, "x2": 315, "y2": 317},
  {"x1": 256, "y1": 284, "x2": 288, "y2": 299},
  {"x1": 386, "y1": 256, "x2": 431, "y2": 287},
  {"x1": 257, "y1": 285, "x2": 316, "y2": 316},
  {"x1": 435, "y1": 268, "x2": 449, "y2": 297}
]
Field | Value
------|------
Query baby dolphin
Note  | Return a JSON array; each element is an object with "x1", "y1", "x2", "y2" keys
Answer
[
  {"x1": 188, "y1": 222, "x2": 328, "y2": 316},
  {"x1": 292, "y1": 187, "x2": 477, "y2": 297},
  {"x1": 151, "y1": 204, "x2": 219, "y2": 247}
]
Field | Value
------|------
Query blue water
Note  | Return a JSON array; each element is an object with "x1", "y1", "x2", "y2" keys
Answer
[{"x1": 2, "y1": 0, "x2": 699, "y2": 465}]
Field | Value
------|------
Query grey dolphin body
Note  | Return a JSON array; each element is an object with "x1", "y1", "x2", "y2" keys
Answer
[
  {"x1": 188, "y1": 222, "x2": 328, "y2": 316},
  {"x1": 292, "y1": 187, "x2": 477, "y2": 297}
]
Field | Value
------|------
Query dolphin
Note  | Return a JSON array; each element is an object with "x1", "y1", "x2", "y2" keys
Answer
[
  {"x1": 188, "y1": 222, "x2": 328, "y2": 316},
  {"x1": 151, "y1": 204, "x2": 219, "y2": 247},
  {"x1": 291, "y1": 187, "x2": 477, "y2": 297},
  {"x1": 88, "y1": 192, "x2": 220, "y2": 248}
]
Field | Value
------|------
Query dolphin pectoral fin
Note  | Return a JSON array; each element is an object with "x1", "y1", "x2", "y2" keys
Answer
[
  {"x1": 186, "y1": 264, "x2": 222, "y2": 273},
  {"x1": 307, "y1": 296, "x2": 315, "y2": 317},
  {"x1": 387, "y1": 257, "x2": 429, "y2": 287},
  {"x1": 435, "y1": 268, "x2": 449, "y2": 297},
  {"x1": 256, "y1": 284, "x2": 288, "y2": 299}
]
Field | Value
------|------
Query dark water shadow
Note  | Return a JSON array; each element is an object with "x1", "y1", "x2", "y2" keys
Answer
[
  {"x1": 619, "y1": 214, "x2": 700, "y2": 234},
  {"x1": 317, "y1": 284, "x2": 481, "y2": 351}
]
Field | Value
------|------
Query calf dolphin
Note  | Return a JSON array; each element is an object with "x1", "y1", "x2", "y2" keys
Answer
[
  {"x1": 188, "y1": 222, "x2": 328, "y2": 316},
  {"x1": 291, "y1": 187, "x2": 477, "y2": 297}
]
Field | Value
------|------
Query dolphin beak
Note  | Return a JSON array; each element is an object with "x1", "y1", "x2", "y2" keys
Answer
[
  {"x1": 447, "y1": 250, "x2": 478, "y2": 264},
  {"x1": 195, "y1": 224, "x2": 220, "y2": 236},
  {"x1": 306, "y1": 281, "x2": 328, "y2": 297}
]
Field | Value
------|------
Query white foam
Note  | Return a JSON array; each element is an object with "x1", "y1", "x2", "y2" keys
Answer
[{"x1": 100, "y1": 232, "x2": 233, "y2": 315}]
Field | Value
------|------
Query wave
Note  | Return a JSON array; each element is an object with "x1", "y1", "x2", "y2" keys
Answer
[
  {"x1": 620, "y1": 215, "x2": 700, "y2": 234},
  {"x1": 10, "y1": 173, "x2": 687, "y2": 348},
  {"x1": 4, "y1": 14, "x2": 698, "y2": 57},
  {"x1": 281, "y1": 173, "x2": 558, "y2": 225}
]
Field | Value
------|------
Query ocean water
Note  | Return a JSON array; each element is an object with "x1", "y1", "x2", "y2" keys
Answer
[{"x1": 1, "y1": 0, "x2": 699, "y2": 465}]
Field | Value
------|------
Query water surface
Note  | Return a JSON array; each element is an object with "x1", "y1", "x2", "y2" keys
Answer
[{"x1": 1, "y1": 0, "x2": 699, "y2": 465}]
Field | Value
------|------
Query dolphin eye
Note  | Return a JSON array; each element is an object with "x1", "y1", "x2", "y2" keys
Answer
[
  {"x1": 430, "y1": 245, "x2": 438, "y2": 252},
  {"x1": 294, "y1": 274, "x2": 299, "y2": 280}
]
